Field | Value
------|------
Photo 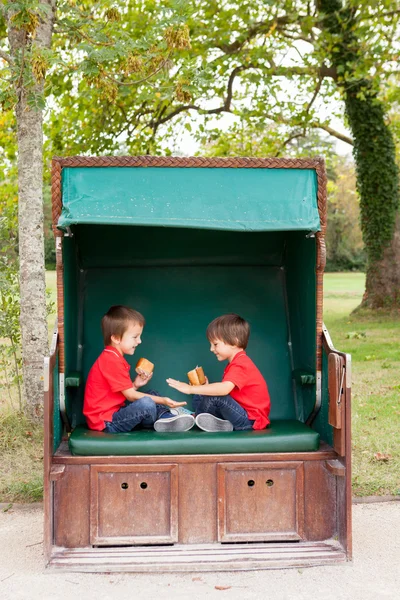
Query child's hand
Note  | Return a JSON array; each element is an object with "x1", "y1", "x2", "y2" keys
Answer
[
  {"x1": 162, "y1": 397, "x2": 187, "y2": 409},
  {"x1": 166, "y1": 378, "x2": 192, "y2": 394},
  {"x1": 133, "y1": 371, "x2": 153, "y2": 389}
]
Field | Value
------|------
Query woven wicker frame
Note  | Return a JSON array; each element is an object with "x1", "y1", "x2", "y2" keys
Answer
[{"x1": 51, "y1": 156, "x2": 327, "y2": 379}]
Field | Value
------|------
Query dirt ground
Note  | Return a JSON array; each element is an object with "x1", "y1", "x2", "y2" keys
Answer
[{"x1": 0, "y1": 501, "x2": 399, "y2": 600}]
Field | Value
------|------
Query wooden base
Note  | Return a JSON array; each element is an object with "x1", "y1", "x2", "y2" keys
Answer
[
  {"x1": 48, "y1": 541, "x2": 347, "y2": 572},
  {"x1": 45, "y1": 445, "x2": 351, "y2": 571}
]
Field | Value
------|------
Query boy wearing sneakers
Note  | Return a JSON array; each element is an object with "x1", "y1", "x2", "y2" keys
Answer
[
  {"x1": 84, "y1": 305, "x2": 194, "y2": 433},
  {"x1": 167, "y1": 314, "x2": 270, "y2": 432}
]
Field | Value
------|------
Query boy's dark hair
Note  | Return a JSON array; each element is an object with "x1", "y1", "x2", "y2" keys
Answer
[
  {"x1": 101, "y1": 305, "x2": 145, "y2": 346},
  {"x1": 206, "y1": 314, "x2": 250, "y2": 349}
]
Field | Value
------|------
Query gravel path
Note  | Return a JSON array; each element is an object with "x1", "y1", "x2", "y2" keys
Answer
[{"x1": 0, "y1": 502, "x2": 399, "y2": 600}]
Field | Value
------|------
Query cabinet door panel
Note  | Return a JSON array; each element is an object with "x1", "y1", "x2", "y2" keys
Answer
[
  {"x1": 217, "y1": 462, "x2": 304, "y2": 542},
  {"x1": 90, "y1": 464, "x2": 178, "y2": 545}
]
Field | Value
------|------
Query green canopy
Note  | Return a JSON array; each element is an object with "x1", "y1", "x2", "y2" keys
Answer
[{"x1": 58, "y1": 166, "x2": 320, "y2": 232}]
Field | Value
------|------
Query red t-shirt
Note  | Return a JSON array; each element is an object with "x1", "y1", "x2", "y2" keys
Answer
[
  {"x1": 223, "y1": 351, "x2": 270, "y2": 430},
  {"x1": 83, "y1": 346, "x2": 133, "y2": 431}
]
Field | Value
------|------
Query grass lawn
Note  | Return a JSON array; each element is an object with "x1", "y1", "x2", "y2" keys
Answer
[
  {"x1": 324, "y1": 272, "x2": 400, "y2": 497},
  {"x1": 0, "y1": 271, "x2": 399, "y2": 501}
]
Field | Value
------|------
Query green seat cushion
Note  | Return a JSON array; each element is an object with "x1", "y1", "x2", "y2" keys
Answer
[{"x1": 68, "y1": 420, "x2": 320, "y2": 456}]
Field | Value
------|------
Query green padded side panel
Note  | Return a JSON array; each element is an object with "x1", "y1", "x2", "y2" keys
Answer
[
  {"x1": 69, "y1": 420, "x2": 320, "y2": 456},
  {"x1": 52, "y1": 355, "x2": 63, "y2": 453},
  {"x1": 285, "y1": 232, "x2": 317, "y2": 421},
  {"x1": 313, "y1": 343, "x2": 334, "y2": 446},
  {"x1": 59, "y1": 167, "x2": 320, "y2": 232},
  {"x1": 63, "y1": 237, "x2": 79, "y2": 425}
]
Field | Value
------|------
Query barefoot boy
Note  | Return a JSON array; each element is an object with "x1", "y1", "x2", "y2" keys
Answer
[
  {"x1": 167, "y1": 313, "x2": 270, "y2": 432},
  {"x1": 84, "y1": 305, "x2": 194, "y2": 433}
]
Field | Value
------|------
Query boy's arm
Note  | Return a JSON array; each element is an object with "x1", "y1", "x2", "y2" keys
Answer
[
  {"x1": 167, "y1": 378, "x2": 234, "y2": 396},
  {"x1": 121, "y1": 387, "x2": 187, "y2": 409}
]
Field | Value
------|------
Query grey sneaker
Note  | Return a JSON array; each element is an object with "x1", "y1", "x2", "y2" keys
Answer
[
  {"x1": 154, "y1": 414, "x2": 195, "y2": 432},
  {"x1": 195, "y1": 413, "x2": 233, "y2": 432}
]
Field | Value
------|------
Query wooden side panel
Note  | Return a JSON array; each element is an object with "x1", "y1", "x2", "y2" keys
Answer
[
  {"x1": 304, "y1": 461, "x2": 337, "y2": 541},
  {"x1": 323, "y1": 326, "x2": 352, "y2": 559},
  {"x1": 329, "y1": 353, "x2": 346, "y2": 457},
  {"x1": 328, "y1": 353, "x2": 343, "y2": 429},
  {"x1": 90, "y1": 464, "x2": 178, "y2": 545},
  {"x1": 339, "y1": 383, "x2": 352, "y2": 558},
  {"x1": 44, "y1": 329, "x2": 58, "y2": 562},
  {"x1": 178, "y1": 463, "x2": 217, "y2": 544},
  {"x1": 217, "y1": 462, "x2": 304, "y2": 542},
  {"x1": 54, "y1": 464, "x2": 90, "y2": 548}
]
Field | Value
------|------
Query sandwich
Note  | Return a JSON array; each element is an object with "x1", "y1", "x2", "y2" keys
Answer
[
  {"x1": 187, "y1": 366, "x2": 206, "y2": 386},
  {"x1": 135, "y1": 358, "x2": 154, "y2": 376}
]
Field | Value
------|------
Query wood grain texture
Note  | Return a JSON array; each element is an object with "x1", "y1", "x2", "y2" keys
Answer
[
  {"x1": 54, "y1": 465, "x2": 90, "y2": 548},
  {"x1": 90, "y1": 464, "x2": 178, "y2": 546},
  {"x1": 217, "y1": 462, "x2": 304, "y2": 542},
  {"x1": 325, "y1": 459, "x2": 345, "y2": 477},
  {"x1": 328, "y1": 353, "x2": 344, "y2": 429},
  {"x1": 178, "y1": 463, "x2": 217, "y2": 544},
  {"x1": 304, "y1": 461, "x2": 337, "y2": 541},
  {"x1": 48, "y1": 541, "x2": 346, "y2": 572},
  {"x1": 340, "y1": 382, "x2": 353, "y2": 558},
  {"x1": 53, "y1": 446, "x2": 337, "y2": 465}
]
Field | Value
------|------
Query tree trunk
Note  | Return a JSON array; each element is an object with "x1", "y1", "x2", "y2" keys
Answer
[
  {"x1": 363, "y1": 214, "x2": 400, "y2": 308},
  {"x1": 7, "y1": 1, "x2": 56, "y2": 419},
  {"x1": 319, "y1": 0, "x2": 400, "y2": 309},
  {"x1": 344, "y1": 78, "x2": 400, "y2": 310}
]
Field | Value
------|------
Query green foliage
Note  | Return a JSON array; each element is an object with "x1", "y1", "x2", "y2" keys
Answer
[
  {"x1": 0, "y1": 111, "x2": 22, "y2": 408},
  {"x1": 40, "y1": 1, "x2": 196, "y2": 156},
  {"x1": 319, "y1": 0, "x2": 400, "y2": 267},
  {"x1": 2, "y1": 0, "x2": 195, "y2": 139},
  {"x1": 326, "y1": 158, "x2": 365, "y2": 271},
  {"x1": 0, "y1": 204, "x2": 23, "y2": 412},
  {"x1": 200, "y1": 120, "x2": 337, "y2": 163}
]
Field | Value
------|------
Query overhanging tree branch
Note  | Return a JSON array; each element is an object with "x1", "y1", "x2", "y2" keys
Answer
[
  {"x1": 0, "y1": 50, "x2": 13, "y2": 64},
  {"x1": 103, "y1": 58, "x2": 170, "y2": 87},
  {"x1": 275, "y1": 130, "x2": 307, "y2": 157},
  {"x1": 311, "y1": 121, "x2": 353, "y2": 145},
  {"x1": 145, "y1": 60, "x2": 337, "y2": 133},
  {"x1": 359, "y1": 9, "x2": 400, "y2": 21},
  {"x1": 305, "y1": 77, "x2": 323, "y2": 115},
  {"x1": 216, "y1": 14, "x2": 317, "y2": 55}
]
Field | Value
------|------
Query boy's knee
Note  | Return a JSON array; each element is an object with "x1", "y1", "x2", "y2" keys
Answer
[
  {"x1": 198, "y1": 396, "x2": 216, "y2": 412},
  {"x1": 135, "y1": 396, "x2": 157, "y2": 417}
]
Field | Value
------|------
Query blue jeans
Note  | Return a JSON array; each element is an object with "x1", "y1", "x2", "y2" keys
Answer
[
  {"x1": 193, "y1": 394, "x2": 254, "y2": 431},
  {"x1": 104, "y1": 391, "x2": 173, "y2": 433}
]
